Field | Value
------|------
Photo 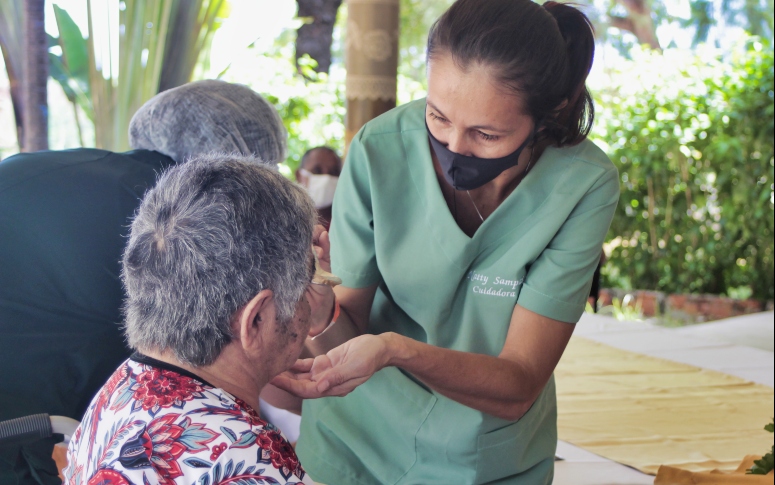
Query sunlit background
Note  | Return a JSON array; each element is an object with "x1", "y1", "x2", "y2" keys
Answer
[
  {"x1": 0, "y1": 0, "x2": 773, "y2": 311},
  {"x1": 0, "y1": 0, "x2": 765, "y2": 162}
]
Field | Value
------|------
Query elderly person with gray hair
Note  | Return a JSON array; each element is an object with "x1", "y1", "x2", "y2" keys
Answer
[
  {"x1": 63, "y1": 155, "x2": 317, "y2": 485},
  {"x1": 0, "y1": 80, "x2": 290, "y2": 485}
]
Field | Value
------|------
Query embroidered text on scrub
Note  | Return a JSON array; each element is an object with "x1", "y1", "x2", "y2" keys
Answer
[
  {"x1": 465, "y1": 271, "x2": 489, "y2": 285},
  {"x1": 493, "y1": 276, "x2": 525, "y2": 290}
]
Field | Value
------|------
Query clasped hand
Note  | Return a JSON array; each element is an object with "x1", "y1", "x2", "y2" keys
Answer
[
  {"x1": 271, "y1": 334, "x2": 392, "y2": 398},
  {"x1": 305, "y1": 225, "x2": 337, "y2": 335}
]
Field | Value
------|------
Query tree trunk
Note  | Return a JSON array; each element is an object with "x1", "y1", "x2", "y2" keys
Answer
[
  {"x1": 22, "y1": 0, "x2": 48, "y2": 152},
  {"x1": 610, "y1": 0, "x2": 661, "y2": 51},
  {"x1": 296, "y1": 0, "x2": 343, "y2": 74}
]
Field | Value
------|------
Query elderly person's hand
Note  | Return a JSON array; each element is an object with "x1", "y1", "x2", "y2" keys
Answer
[
  {"x1": 312, "y1": 224, "x2": 331, "y2": 271},
  {"x1": 271, "y1": 334, "x2": 392, "y2": 398},
  {"x1": 305, "y1": 225, "x2": 337, "y2": 337}
]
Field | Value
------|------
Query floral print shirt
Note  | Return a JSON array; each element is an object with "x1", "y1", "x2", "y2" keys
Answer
[{"x1": 63, "y1": 355, "x2": 306, "y2": 485}]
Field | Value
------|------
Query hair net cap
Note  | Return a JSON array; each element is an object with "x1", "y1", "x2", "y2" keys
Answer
[{"x1": 129, "y1": 80, "x2": 287, "y2": 165}]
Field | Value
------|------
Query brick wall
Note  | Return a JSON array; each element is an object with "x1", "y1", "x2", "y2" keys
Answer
[{"x1": 598, "y1": 288, "x2": 774, "y2": 323}]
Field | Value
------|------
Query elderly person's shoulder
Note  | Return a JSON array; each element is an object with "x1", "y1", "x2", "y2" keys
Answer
[
  {"x1": 63, "y1": 154, "x2": 317, "y2": 485},
  {"x1": 66, "y1": 355, "x2": 306, "y2": 485}
]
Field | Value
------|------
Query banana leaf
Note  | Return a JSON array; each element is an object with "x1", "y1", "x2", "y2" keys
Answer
[
  {"x1": 49, "y1": 0, "x2": 229, "y2": 151},
  {"x1": 50, "y1": 5, "x2": 91, "y2": 116}
]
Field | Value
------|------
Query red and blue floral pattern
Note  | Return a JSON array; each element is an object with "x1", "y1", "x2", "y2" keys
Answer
[{"x1": 63, "y1": 360, "x2": 306, "y2": 485}]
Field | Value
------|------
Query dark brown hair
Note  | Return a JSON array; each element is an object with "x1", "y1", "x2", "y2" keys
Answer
[{"x1": 427, "y1": 0, "x2": 595, "y2": 147}]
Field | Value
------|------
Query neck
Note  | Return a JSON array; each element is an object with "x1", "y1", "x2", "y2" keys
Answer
[
  {"x1": 141, "y1": 346, "x2": 268, "y2": 412},
  {"x1": 463, "y1": 142, "x2": 541, "y2": 205},
  {"x1": 494, "y1": 139, "x2": 547, "y2": 193}
]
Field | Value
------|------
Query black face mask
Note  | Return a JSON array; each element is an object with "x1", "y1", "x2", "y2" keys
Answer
[{"x1": 426, "y1": 122, "x2": 534, "y2": 191}]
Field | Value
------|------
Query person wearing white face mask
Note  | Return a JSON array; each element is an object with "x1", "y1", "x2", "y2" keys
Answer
[{"x1": 295, "y1": 146, "x2": 343, "y2": 230}]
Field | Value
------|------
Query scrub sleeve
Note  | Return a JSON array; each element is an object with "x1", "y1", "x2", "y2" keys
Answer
[{"x1": 296, "y1": 99, "x2": 619, "y2": 485}]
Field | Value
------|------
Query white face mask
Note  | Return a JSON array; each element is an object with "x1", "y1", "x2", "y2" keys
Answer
[{"x1": 300, "y1": 169, "x2": 338, "y2": 209}]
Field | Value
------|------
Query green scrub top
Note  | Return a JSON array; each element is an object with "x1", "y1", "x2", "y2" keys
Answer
[{"x1": 297, "y1": 99, "x2": 619, "y2": 484}]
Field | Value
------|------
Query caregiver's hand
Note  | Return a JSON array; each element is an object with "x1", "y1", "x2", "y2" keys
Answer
[{"x1": 271, "y1": 334, "x2": 390, "y2": 398}]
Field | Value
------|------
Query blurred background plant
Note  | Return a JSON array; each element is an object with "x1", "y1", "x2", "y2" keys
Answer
[
  {"x1": 595, "y1": 38, "x2": 774, "y2": 302},
  {"x1": 1, "y1": 0, "x2": 229, "y2": 152},
  {"x1": 230, "y1": 28, "x2": 347, "y2": 175},
  {"x1": 587, "y1": 294, "x2": 647, "y2": 321}
]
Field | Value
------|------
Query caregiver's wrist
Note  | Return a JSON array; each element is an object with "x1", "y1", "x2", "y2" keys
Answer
[{"x1": 380, "y1": 332, "x2": 417, "y2": 368}]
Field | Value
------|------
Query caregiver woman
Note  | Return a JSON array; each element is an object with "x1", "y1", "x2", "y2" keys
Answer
[{"x1": 273, "y1": 0, "x2": 619, "y2": 483}]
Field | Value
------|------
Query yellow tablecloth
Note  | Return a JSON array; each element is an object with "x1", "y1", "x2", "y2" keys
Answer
[{"x1": 556, "y1": 337, "x2": 774, "y2": 475}]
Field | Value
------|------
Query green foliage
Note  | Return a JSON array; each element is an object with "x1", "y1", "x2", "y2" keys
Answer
[
  {"x1": 395, "y1": 0, "x2": 453, "y2": 104},
  {"x1": 595, "y1": 38, "x2": 775, "y2": 301},
  {"x1": 44, "y1": 0, "x2": 230, "y2": 151},
  {"x1": 48, "y1": 5, "x2": 90, "y2": 111},
  {"x1": 48, "y1": 5, "x2": 91, "y2": 145},
  {"x1": 588, "y1": 0, "x2": 773, "y2": 54},
  {"x1": 748, "y1": 418, "x2": 774, "y2": 475},
  {"x1": 226, "y1": 27, "x2": 345, "y2": 175},
  {"x1": 243, "y1": 0, "x2": 448, "y2": 175}
]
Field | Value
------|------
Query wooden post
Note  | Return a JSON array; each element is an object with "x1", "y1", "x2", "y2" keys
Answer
[{"x1": 344, "y1": 0, "x2": 399, "y2": 150}]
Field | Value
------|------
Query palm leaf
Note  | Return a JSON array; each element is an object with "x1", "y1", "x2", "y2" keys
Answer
[
  {"x1": 75, "y1": 0, "x2": 230, "y2": 151},
  {"x1": 50, "y1": 4, "x2": 92, "y2": 147},
  {"x1": 159, "y1": 0, "x2": 229, "y2": 92}
]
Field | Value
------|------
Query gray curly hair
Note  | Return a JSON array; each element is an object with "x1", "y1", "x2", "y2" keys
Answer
[{"x1": 122, "y1": 154, "x2": 316, "y2": 366}]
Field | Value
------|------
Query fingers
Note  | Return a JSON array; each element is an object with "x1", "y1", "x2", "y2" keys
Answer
[
  {"x1": 272, "y1": 366, "x2": 367, "y2": 398},
  {"x1": 270, "y1": 373, "x2": 324, "y2": 399},
  {"x1": 273, "y1": 369, "x2": 313, "y2": 381},
  {"x1": 311, "y1": 225, "x2": 332, "y2": 271},
  {"x1": 318, "y1": 229, "x2": 331, "y2": 254},
  {"x1": 310, "y1": 355, "x2": 334, "y2": 375},
  {"x1": 312, "y1": 224, "x2": 326, "y2": 243},
  {"x1": 314, "y1": 371, "x2": 370, "y2": 397},
  {"x1": 314, "y1": 373, "x2": 337, "y2": 393},
  {"x1": 290, "y1": 358, "x2": 314, "y2": 373},
  {"x1": 311, "y1": 367, "x2": 349, "y2": 394}
]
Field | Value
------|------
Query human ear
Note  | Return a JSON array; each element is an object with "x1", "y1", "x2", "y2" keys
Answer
[{"x1": 236, "y1": 289, "x2": 276, "y2": 352}]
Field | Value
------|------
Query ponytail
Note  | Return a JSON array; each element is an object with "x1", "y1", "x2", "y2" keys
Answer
[
  {"x1": 428, "y1": 0, "x2": 596, "y2": 147},
  {"x1": 542, "y1": 1, "x2": 595, "y2": 146}
]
